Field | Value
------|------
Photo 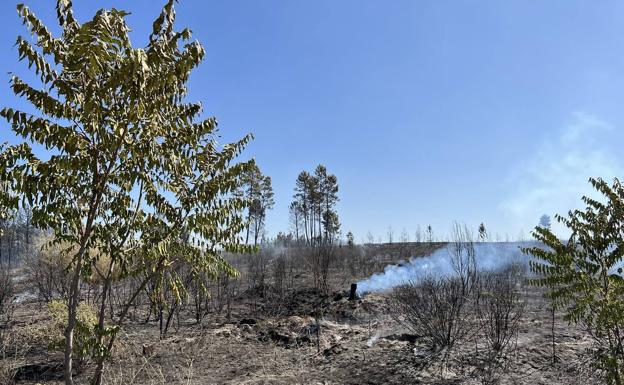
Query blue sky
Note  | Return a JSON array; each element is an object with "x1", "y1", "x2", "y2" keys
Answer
[{"x1": 1, "y1": 1, "x2": 623, "y2": 241}]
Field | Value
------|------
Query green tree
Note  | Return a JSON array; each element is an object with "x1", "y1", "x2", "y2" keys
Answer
[
  {"x1": 524, "y1": 178, "x2": 624, "y2": 384},
  {"x1": 251, "y1": 173, "x2": 274, "y2": 245},
  {"x1": 294, "y1": 171, "x2": 315, "y2": 243},
  {"x1": 289, "y1": 201, "x2": 303, "y2": 242},
  {"x1": 236, "y1": 164, "x2": 274, "y2": 245},
  {"x1": 539, "y1": 214, "x2": 552, "y2": 229},
  {"x1": 0, "y1": 176, "x2": 10, "y2": 236},
  {"x1": 293, "y1": 166, "x2": 340, "y2": 245},
  {"x1": 316, "y1": 165, "x2": 340, "y2": 242},
  {"x1": 0, "y1": 2, "x2": 254, "y2": 384}
]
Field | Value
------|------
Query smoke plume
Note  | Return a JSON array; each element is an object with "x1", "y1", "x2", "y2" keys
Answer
[{"x1": 357, "y1": 242, "x2": 530, "y2": 294}]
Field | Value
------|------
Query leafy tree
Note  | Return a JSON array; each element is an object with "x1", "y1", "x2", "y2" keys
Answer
[
  {"x1": 0, "y1": 177, "x2": 12, "y2": 238},
  {"x1": 524, "y1": 178, "x2": 624, "y2": 384},
  {"x1": 0, "y1": 2, "x2": 254, "y2": 384}
]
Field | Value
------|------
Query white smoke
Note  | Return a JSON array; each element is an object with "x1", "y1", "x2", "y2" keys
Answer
[
  {"x1": 356, "y1": 242, "x2": 531, "y2": 294},
  {"x1": 366, "y1": 330, "x2": 381, "y2": 347}
]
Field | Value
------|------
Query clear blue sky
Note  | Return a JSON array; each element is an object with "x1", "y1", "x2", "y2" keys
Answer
[{"x1": 1, "y1": 1, "x2": 623, "y2": 241}]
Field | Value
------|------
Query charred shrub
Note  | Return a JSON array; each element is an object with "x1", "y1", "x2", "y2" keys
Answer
[
  {"x1": 0, "y1": 268, "x2": 13, "y2": 310},
  {"x1": 390, "y1": 275, "x2": 473, "y2": 352},
  {"x1": 272, "y1": 254, "x2": 288, "y2": 298},
  {"x1": 475, "y1": 268, "x2": 525, "y2": 383},
  {"x1": 304, "y1": 244, "x2": 336, "y2": 293},
  {"x1": 0, "y1": 267, "x2": 14, "y2": 324},
  {"x1": 24, "y1": 244, "x2": 71, "y2": 302},
  {"x1": 247, "y1": 249, "x2": 270, "y2": 297},
  {"x1": 344, "y1": 244, "x2": 379, "y2": 278},
  {"x1": 476, "y1": 269, "x2": 524, "y2": 353}
]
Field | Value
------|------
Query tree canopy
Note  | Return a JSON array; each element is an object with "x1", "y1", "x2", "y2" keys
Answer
[
  {"x1": 0, "y1": 1, "x2": 255, "y2": 384},
  {"x1": 525, "y1": 178, "x2": 624, "y2": 384},
  {"x1": 291, "y1": 164, "x2": 340, "y2": 244}
]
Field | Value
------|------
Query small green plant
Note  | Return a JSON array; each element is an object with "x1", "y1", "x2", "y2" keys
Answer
[
  {"x1": 524, "y1": 177, "x2": 624, "y2": 384},
  {"x1": 48, "y1": 300, "x2": 99, "y2": 367}
]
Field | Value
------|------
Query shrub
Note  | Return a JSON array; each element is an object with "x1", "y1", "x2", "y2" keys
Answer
[
  {"x1": 476, "y1": 269, "x2": 524, "y2": 353},
  {"x1": 525, "y1": 177, "x2": 624, "y2": 384},
  {"x1": 0, "y1": 268, "x2": 13, "y2": 321},
  {"x1": 272, "y1": 254, "x2": 287, "y2": 298},
  {"x1": 475, "y1": 269, "x2": 525, "y2": 384},
  {"x1": 24, "y1": 237, "x2": 72, "y2": 302},
  {"x1": 248, "y1": 249, "x2": 270, "y2": 297},
  {"x1": 304, "y1": 245, "x2": 336, "y2": 292},
  {"x1": 48, "y1": 300, "x2": 98, "y2": 368},
  {"x1": 390, "y1": 275, "x2": 473, "y2": 352}
]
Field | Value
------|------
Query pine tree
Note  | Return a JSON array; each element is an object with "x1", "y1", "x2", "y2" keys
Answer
[
  {"x1": 293, "y1": 165, "x2": 340, "y2": 245},
  {"x1": 294, "y1": 171, "x2": 312, "y2": 243},
  {"x1": 289, "y1": 201, "x2": 303, "y2": 242},
  {"x1": 316, "y1": 165, "x2": 340, "y2": 242},
  {"x1": 252, "y1": 174, "x2": 274, "y2": 245},
  {"x1": 237, "y1": 165, "x2": 274, "y2": 245},
  {"x1": 539, "y1": 214, "x2": 552, "y2": 229}
]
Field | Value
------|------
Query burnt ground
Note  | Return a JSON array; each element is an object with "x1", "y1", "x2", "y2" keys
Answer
[
  {"x1": 2, "y1": 286, "x2": 599, "y2": 385},
  {"x1": 0, "y1": 244, "x2": 602, "y2": 385}
]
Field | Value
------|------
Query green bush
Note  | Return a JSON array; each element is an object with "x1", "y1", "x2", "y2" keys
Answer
[
  {"x1": 48, "y1": 300, "x2": 98, "y2": 365},
  {"x1": 525, "y1": 177, "x2": 624, "y2": 384}
]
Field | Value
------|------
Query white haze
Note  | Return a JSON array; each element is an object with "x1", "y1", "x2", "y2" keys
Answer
[
  {"x1": 500, "y1": 112, "x2": 621, "y2": 237},
  {"x1": 356, "y1": 242, "x2": 530, "y2": 294}
]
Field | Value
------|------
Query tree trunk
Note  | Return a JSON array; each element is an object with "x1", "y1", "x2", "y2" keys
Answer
[
  {"x1": 253, "y1": 217, "x2": 260, "y2": 246},
  {"x1": 7, "y1": 232, "x2": 12, "y2": 269},
  {"x1": 64, "y1": 260, "x2": 83, "y2": 385},
  {"x1": 64, "y1": 191, "x2": 99, "y2": 385},
  {"x1": 245, "y1": 216, "x2": 250, "y2": 244},
  {"x1": 551, "y1": 304, "x2": 556, "y2": 365},
  {"x1": 294, "y1": 212, "x2": 299, "y2": 242},
  {"x1": 91, "y1": 257, "x2": 116, "y2": 385},
  {"x1": 25, "y1": 215, "x2": 30, "y2": 246},
  {"x1": 318, "y1": 207, "x2": 322, "y2": 244}
]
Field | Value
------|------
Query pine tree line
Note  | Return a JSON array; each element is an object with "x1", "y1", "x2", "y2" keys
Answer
[
  {"x1": 236, "y1": 164, "x2": 275, "y2": 246},
  {"x1": 289, "y1": 164, "x2": 340, "y2": 245}
]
